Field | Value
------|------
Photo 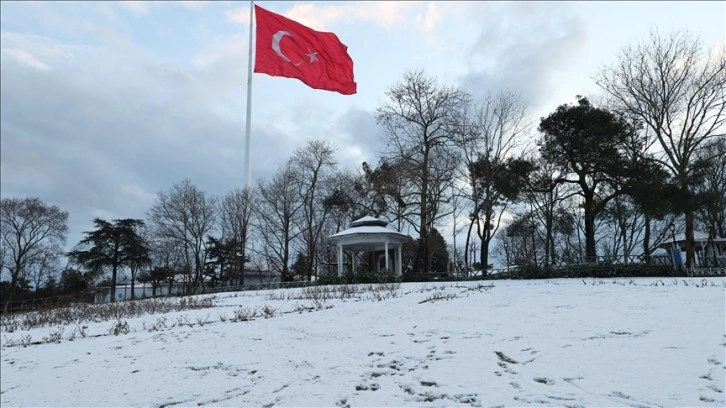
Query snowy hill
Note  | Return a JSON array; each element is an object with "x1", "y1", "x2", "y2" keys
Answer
[{"x1": 1, "y1": 278, "x2": 725, "y2": 407}]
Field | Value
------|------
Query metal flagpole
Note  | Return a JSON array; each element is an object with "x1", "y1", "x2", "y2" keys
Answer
[{"x1": 243, "y1": 0, "x2": 255, "y2": 189}]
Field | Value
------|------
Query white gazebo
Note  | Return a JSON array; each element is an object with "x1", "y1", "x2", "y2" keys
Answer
[{"x1": 328, "y1": 216, "x2": 413, "y2": 277}]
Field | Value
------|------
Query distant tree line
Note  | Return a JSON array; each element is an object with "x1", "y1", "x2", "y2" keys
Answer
[{"x1": 1, "y1": 29, "x2": 724, "y2": 310}]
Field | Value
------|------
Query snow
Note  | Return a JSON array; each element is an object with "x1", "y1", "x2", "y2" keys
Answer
[
  {"x1": 2, "y1": 278, "x2": 725, "y2": 407},
  {"x1": 350, "y1": 216, "x2": 388, "y2": 227},
  {"x1": 328, "y1": 225, "x2": 411, "y2": 239}
]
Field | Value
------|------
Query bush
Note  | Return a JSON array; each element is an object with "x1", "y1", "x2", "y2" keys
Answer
[
  {"x1": 316, "y1": 272, "x2": 342, "y2": 285},
  {"x1": 319, "y1": 268, "x2": 400, "y2": 285},
  {"x1": 499, "y1": 263, "x2": 683, "y2": 280},
  {"x1": 109, "y1": 319, "x2": 130, "y2": 335},
  {"x1": 352, "y1": 267, "x2": 399, "y2": 284},
  {"x1": 1, "y1": 295, "x2": 218, "y2": 331},
  {"x1": 402, "y1": 270, "x2": 432, "y2": 283}
]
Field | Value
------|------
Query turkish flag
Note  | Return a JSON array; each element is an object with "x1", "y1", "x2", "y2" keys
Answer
[{"x1": 254, "y1": 5, "x2": 357, "y2": 95}]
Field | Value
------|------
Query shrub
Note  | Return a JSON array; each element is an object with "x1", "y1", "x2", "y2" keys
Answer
[
  {"x1": 402, "y1": 270, "x2": 432, "y2": 283},
  {"x1": 500, "y1": 263, "x2": 683, "y2": 280},
  {"x1": 0, "y1": 295, "x2": 218, "y2": 331},
  {"x1": 42, "y1": 327, "x2": 64, "y2": 343},
  {"x1": 109, "y1": 320, "x2": 130, "y2": 335}
]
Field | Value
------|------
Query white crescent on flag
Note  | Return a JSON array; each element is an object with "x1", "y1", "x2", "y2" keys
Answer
[{"x1": 271, "y1": 30, "x2": 302, "y2": 66}]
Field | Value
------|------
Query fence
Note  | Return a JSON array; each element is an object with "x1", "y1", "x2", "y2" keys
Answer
[
  {"x1": 3, "y1": 260, "x2": 724, "y2": 315},
  {"x1": 1, "y1": 293, "x2": 95, "y2": 315},
  {"x1": 195, "y1": 279, "x2": 318, "y2": 294}
]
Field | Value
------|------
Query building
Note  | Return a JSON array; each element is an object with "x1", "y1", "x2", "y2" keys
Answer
[
  {"x1": 92, "y1": 270, "x2": 282, "y2": 303},
  {"x1": 657, "y1": 230, "x2": 726, "y2": 274}
]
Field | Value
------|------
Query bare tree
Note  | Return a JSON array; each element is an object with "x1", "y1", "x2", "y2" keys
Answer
[
  {"x1": 253, "y1": 162, "x2": 304, "y2": 281},
  {"x1": 457, "y1": 91, "x2": 531, "y2": 271},
  {"x1": 147, "y1": 234, "x2": 187, "y2": 294},
  {"x1": 600, "y1": 195, "x2": 644, "y2": 262},
  {"x1": 147, "y1": 179, "x2": 218, "y2": 293},
  {"x1": 27, "y1": 246, "x2": 60, "y2": 294},
  {"x1": 220, "y1": 187, "x2": 254, "y2": 285},
  {"x1": 291, "y1": 140, "x2": 337, "y2": 280},
  {"x1": 377, "y1": 69, "x2": 470, "y2": 273},
  {"x1": 359, "y1": 160, "x2": 414, "y2": 231},
  {"x1": 524, "y1": 156, "x2": 579, "y2": 266},
  {"x1": 324, "y1": 168, "x2": 360, "y2": 232},
  {"x1": 694, "y1": 137, "x2": 726, "y2": 238},
  {"x1": 447, "y1": 185, "x2": 469, "y2": 273},
  {"x1": 423, "y1": 150, "x2": 459, "y2": 232},
  {"x1": 596, "y1": 29, "x2": 726, "y2": 268},
  {"x1": 127, "y1": 221, "x2": 151, "y2": 299},
  {"x1": 552, "y1": 201, "x2": 583, "y2": 264},
  {"x1": 1, "y1": 197, "x2": 68, "y2": 312}
]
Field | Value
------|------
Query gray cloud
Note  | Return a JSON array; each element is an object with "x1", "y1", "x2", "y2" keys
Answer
[
  {"x1": 335, "y1": 107, "x2": 385, "y2": 167},
  {"x1": 1, "y1": 24, "x2": 381, "y2": 250},
  {"x1": 0, "y1": 31, "x2": 274, "y2": 247},
  {"x1": 459, "y1": 2, "x2": 587, "y2": 111}
]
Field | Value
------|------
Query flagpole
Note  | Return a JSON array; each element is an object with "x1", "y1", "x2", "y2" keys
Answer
[{"x1": 243, "y1": 0, "x2": 254, "y2": 189}]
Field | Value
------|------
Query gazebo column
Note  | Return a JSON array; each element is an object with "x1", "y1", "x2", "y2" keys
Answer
[
  {"x1": 352, "y1": 251, "x2": 357, "y2": 274},
  {"x1": 337, "y1": 244, "x2": 343, "y2": 277},
  {"x1": 396, "y1": 245, "x2": 403, "y2": 277},
  {"x1": 385, "y1": 241, "x2": 389, "y2": 271}
]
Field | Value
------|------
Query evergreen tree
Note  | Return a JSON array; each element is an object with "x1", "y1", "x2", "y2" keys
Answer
[{"x1": 69, "y1": 218, "x2": 149, "y2": 302}]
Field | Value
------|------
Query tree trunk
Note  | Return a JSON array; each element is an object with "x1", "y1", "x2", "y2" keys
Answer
[
  {"x1": 685, "y1": 211, "x2": 696, "y2": 272},
  {"x1": 584, "y1": 198, "x2": 597, "y2": 263},
  {"x1": 546, "y1": 208, "x2": 554, "y2": 267},
  {"x1": 282, "y1": 227, "x2": 291, "y2": 282},
  {"x1": 480, "y1": 211, "x2": 492, "y2": 271},
  {"x1": 642, "y1": 214, "x2": 652, "y2": 264},
  {"x1": 480, "y1": 239, "x2": 489, "y2": 272},
  {"x1": 3, "y1": 266, "x2": 20, "y2": 313},
  {"x1": 417, "y1": 157, "x2": 430, "y2": 274},
  {"x1": 620, "y1": 215, "x2": 628, "y2": 261},
  {"x1": 464, "y1": 218, "x2": 475, "y2": 272},
  {"x1": 110, "y1": 263, "x2": 118, "y2": 303},
  {"x1": 130, "y1": 265, "x2": 138, "y2": 300}
]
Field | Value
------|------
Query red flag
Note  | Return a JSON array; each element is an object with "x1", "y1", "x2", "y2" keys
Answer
[{"x1": 254, "y1": 5, "x2": 357, "y2": 95}]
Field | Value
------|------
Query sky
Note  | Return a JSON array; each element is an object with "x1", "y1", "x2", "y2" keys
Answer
[
  {"x1": 1, "y1": 1, "x2": 725, "y2": 252},
  {"x1": 1, "y1": 278, "x2": 725, "y2": 406}
]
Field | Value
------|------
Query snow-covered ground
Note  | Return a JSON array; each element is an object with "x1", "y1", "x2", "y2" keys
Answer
[{"x1": 1, "y1": 278, "x2": 725, "y2": 407}]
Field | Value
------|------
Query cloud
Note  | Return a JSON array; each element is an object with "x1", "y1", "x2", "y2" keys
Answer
[
  {"x1": 0, "y1": 23, "x2": 369, "y2": 247},
  {"x1": 191, "y1": 34, "x2": 247, "y2": 70},
  {"x1": 3, "y1": 48, "x2": 50, "y2": 70},
  {"x1": 285, "y1": 2, "x2": 418, "y2": 31},
  {"x1": 117, "y1": 1, "x2": 149, "y2": 17},
  {"x1": 1, "y1": 30, "x2": 76, "y2": 63},
  {"x1": 414, "y1": 2, "x2": 443, "y2": 43},
  {"x1": 175, "y1": 1, "x2": 207, "y2": 10},
  {"x1": 334, "y1": 107, "x2": 385, "y2": 166},
  {"x1": 227, "y1": 2, "x2": 421, "y2": 32},
  {"x1": 0, "y1": 31, "x2": 256, "y2": 246},
  {"x1": 225, "y1": 6, "x2": 250, "y2": 25},
  {"x1": 459, "y1": 2, "x2": 587, "y2": 110}
]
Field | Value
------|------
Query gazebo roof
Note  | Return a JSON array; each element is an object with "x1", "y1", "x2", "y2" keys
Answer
[
  {"x1": 328, "y1": 216, "x2": 413, "y2": 250},
  {"x1": 350, "y1": 216, "x2": 388, "y2": 227}
]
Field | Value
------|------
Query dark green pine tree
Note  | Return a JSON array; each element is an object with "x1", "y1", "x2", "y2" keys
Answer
[
  {"x1": 428, "y1": 228, "x2": 450, "y2": 274},
  {"x1": 69, "y1": 218, "x2": 149, "y2": 302},
  {"x1": 538, "y1": 97, "x2": 640, "y2": 262}
]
